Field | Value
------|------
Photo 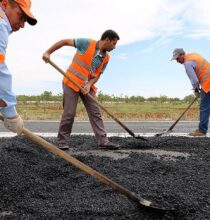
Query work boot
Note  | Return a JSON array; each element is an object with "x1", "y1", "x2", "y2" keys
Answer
[
  {"x1": 98, "y1": 141, "x2": 120, "y2": 150},
  {"x1": 58, "y1": 143, "x2": 70, "y2": 150},
  {"x1": 189, "y1": 129, "x2": 206, "y2": 137}
]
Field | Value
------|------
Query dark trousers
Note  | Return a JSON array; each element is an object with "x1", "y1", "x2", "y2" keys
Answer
[
  {"x1": 199, "y1": 89, "x2": 210, "y2": 133},
  {"x1": 57, "y1": 84, "x2": 108, "y2": 145}
]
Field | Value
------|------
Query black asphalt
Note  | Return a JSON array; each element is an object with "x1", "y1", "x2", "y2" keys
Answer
[{"x1": 0, "y1": 135, "x2": 209, "y2": 219}]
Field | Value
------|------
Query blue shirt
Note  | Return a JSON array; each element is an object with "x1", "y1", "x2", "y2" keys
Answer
[
  {"x1": 184, "y1": 60, "x2": 200, "y2": 90},
  {"x1": 75, "y1": 38, "x2": 108, "y2": 75},
  {"x1": 0, "y1": 7, "x2": 17, "y2": 117}
]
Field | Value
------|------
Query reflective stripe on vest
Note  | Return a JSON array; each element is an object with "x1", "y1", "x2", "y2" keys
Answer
[
  {"x1": 185, "y1": 53, "x2": 210, "y2": 92},
  {"x1": 64, "y1": 39, "x2": 110, "y2": 92},
  {"x1": 0, "y1": 13, "x2": 6, "y2": 64},
  {"x1": 67, "y1": 66, "x2": 88, "y2": 81},
  {"x1": 200, "y1": 68, "x2": 210, "y2": 84},
  {"x1": 0, "y1": 53, "x2": 5, "y2": 64},
  {"x1": 197, "y1": 58, "x2": 207, "y2": 77},
  {"x1": 73, "y1": 56, "x2": 91, "y2": 71}
]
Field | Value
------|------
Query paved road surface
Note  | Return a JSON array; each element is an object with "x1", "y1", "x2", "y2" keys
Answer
[{"x1": 0, "y1": 120, "x2": 200, "y2": 134}]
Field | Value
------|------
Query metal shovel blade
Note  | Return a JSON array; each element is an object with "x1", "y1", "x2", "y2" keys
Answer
[
  {"x1": 134, "y1": 135, "x2": 148, "y2": 141},
  {"x1": 139, "y1": 198, "x2": 174, "y2": 211},
  {"x1": 154, "y1": 130, "x2": 172, "y2": 137}
]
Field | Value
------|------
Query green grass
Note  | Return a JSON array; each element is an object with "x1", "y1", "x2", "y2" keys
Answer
[{"x1": 16, "y1": 102, "x2": 200, "y2": 121}]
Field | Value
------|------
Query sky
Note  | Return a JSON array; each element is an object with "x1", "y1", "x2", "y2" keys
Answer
[{"x1": 5, "y1": 0, "x2": 210, "y2": 99}]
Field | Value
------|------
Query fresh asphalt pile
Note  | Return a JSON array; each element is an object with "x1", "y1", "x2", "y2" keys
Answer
[{"x1": 0, "y1": 135, "x2": 209, "y2": 219}]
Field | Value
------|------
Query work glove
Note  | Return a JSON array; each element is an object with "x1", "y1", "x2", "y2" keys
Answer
[
  {"x1": 4, "y1": 115, "x2": 23, "y2": 135},
  {"x1": 194, "y1": 88, "x2": 200, "y2": 98}
]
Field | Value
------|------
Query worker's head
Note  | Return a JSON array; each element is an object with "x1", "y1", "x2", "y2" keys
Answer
[
  {"x1": 100, "y1": 29, "x2": 120, "y2": 52},
  {"x1": 171, "y1": 48, "x2": 185, "y2": 64},
  {"x1": 0, "y1": 0, "x2": 37, "y2": 32}
]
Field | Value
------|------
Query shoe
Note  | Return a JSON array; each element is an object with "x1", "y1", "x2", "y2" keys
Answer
[
  {"x1": 189, "y1": 129, "x2": 206, "y2": 137},
  {"x1": 98, "y1": 141, "x2": 120, "y2": 150},
  {"x1": 58, "y1": 143, "x2": 70, "y2": 150}
]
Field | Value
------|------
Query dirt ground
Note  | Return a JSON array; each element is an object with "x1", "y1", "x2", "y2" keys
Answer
[{"x1": 0, "y1": 135, "x2": 209, "y2": 220}]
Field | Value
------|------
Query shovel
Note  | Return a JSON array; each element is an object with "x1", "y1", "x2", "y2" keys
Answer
[
  {"x1": 155, "y1": 96, "x2": 199, "y2": 137},
  {"x1": 0, "y1": 115, "x2": 166, "y2": 210},
  {"x1": 47, "y1": 60, "x2": 147, "y2": 141}
]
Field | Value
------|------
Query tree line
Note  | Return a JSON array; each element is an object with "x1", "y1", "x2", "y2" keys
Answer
[{"x1": 17, "y1": 91, "x2": 196, "y2": 104}]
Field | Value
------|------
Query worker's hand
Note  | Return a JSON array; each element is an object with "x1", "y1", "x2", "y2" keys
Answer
[
  {"x1": 4, "y1": 115, "x2": 23, "y2": 135},
  {"x1": 194, "y1": 88, "x2": 200, "y2": 98},
  {"x1": 81, "y1": 82, "x2": 91, "y2": 95},
  {"x1": 42, "y1": 52, "x2": 50, "y2": 63}
]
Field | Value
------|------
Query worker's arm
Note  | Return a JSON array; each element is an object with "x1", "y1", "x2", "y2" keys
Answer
[
  {"x1": 0, "y1": 22, "x2": 23, "y2": 134},
  {"x1": 82, "y1": 56, "x2": 109, "y2": 95},
  {"x1": 42, "y1": 39, "x2": 75, "y2": 62},
  {"x1": 81, "y1": 75, "x2": 101, "y2": 95},
  {"x1": 82, "y1": 62, "x2": 107, "y2": 95},
  {"x1": 184, "y1": 61, "x2": 200, "y2": 89},
  {"x1": 0, "y1": 20, "x2": 17, "y2": 118},
  {"x1": 184, "y1": 61, "x2": 200, "y2": 97}
]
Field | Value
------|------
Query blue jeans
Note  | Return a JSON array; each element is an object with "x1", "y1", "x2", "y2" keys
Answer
[{"x1": 199, "y1": 89, "x2": 210, "y2": 133}]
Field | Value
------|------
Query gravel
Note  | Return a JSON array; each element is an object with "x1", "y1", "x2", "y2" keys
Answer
[{"x1": 0, "y1": 135, "x2": 209, "y2": 219}]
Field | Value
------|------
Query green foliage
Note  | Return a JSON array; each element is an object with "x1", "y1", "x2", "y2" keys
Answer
[
  {"x1": 15, "y1": 91, "x2": 199, "y2": 120},
  {"x1": 16, "y1": 90, "x2": 194, "y2": 104},
  {"x1": 17, "y1": 91, "x2": 63, "y2": 102},
  {"x1": 183, "y1": 94, "x2": 196, "y2": 103}
]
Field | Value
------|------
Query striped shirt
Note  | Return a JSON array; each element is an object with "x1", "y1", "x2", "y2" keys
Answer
[
  {"x1": 0, "y1": 7, "x2": 17, "y2": 117},
  {"x1": 75, "y1": 38, "x2": 108, "y2": 75}
]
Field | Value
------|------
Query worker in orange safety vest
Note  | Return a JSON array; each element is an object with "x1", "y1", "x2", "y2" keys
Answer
[
  {"x1": 171, "y1": 48, "x2": 210, "y2": 137},
  {"x1": 43, "y1": 30, "x2": 120, "y2": 150},
  {"x1": 0, "y1": 0, "x2": 37, "y2": 135}
]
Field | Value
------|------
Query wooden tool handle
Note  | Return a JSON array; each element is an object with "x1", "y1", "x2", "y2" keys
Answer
[
  {"x1": 167, "y1": 96, "x2": 199, "y2": 132},
  {"x1": 48, "y1": 60, "x2": 136, "y2": 138},
  {"x1": 0, "y1": 115, "x2": 152, "y2": 208}
]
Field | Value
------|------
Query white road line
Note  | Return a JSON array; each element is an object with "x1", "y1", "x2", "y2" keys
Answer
[{"x1": 0, "y1": 132, "x2": 209, "y2": 137}]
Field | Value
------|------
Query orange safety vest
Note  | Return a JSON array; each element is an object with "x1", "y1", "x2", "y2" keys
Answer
[
  {"x1": 185, "y1": 53, "x2": 210, "y2": 93},
  {"x1": 0, "y1": 12, "x2": 5, "y2": 64},
  {"x1": 63, "y1": 39, "x2": 110, "y2": 92}
]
